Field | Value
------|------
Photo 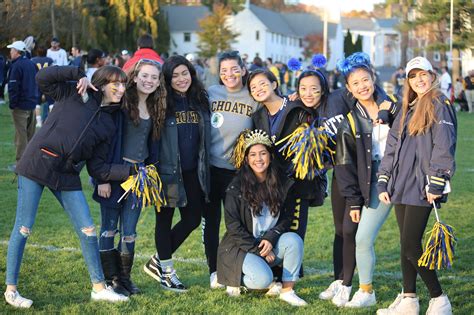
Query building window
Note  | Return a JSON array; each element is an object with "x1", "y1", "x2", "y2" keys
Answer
[
  {"x1": 256, "y1": 31, "x2": 260, "y2": 41},
  {"x1": 433, "y1": 51, "x2": 441, "y2": 62},
  {"x1": 184, "y1": 32, "x2": 191, "y2": 42}
]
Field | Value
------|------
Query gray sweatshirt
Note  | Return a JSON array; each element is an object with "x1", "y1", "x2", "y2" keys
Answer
[{"x1": 208, "y1": 85, "x2": 260, "y2": 170}]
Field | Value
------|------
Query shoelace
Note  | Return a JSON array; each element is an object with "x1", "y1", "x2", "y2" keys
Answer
[{"x1": 167, "y1": 272, "x2": 183, "y2": 286}]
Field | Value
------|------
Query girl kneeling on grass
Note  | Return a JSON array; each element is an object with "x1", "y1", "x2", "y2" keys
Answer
[
  {"x1": 216, "y1": 130, "x2": 306, "y2": 307},
  {"x1": 4, "y1": 65, "x2": 133, "y2": 308},
  {"x1": 376, "y1": 57, "x2": 456, "y2": 315}
]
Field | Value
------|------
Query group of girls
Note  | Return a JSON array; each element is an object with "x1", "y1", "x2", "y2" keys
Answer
[{"x1": 3, "y1": 49, "x2": 456, "y2": 314}]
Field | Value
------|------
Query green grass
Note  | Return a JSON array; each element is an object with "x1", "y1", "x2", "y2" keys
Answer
[{"x1": 0, "y1": 103, "x2": 473, "y2": 314}]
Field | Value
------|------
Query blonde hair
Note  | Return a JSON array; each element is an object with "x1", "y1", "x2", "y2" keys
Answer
[{"x1": 400, "y1": 71, "x2": 440, "y2": 136}]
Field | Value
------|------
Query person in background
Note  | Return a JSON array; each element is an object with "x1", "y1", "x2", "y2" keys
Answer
[
  {"x1": 70, "y1": 46, "x2": 82, "y2": 67},
  {"x1": 377, "y1": 56, "x2": 456, "y2": 315},
  {"x1": 6, "y1": 40, "x2": 38, "y2": 167},
  {"x1": 216, "y1": 130, "x2": 307, "y2": 306},
  {"x1": 82, "y1": 49, "x2": 106, "y2": 81},
  {"x1": 0, "y1": 53, "x2": 6, "y2": 104},
  {"x1": 249, "y1": 56, "x2": 264, "y2": 72},
  {"x1": 23, "y1": 36, "x2": 35, "y2": 59},
  {"x1": 122, "y1": 34, "x2": 164, "y2": 71},
  {"x1": 47, "y1": 37, "x2": 68, "y2": 66},
  {"x1": 31, "y1": 46, "x2": 54, "y2": 127},
  {"x1": 202, "y1": 56, "x2": 219, "y2": 89},
  {"x1": 121, "y1": 50, "x2": 132, "y2": 63},
  {"x1": 439, "y1": 66, "x2": 452, "y2": 100},
  {"x1": 391, "y1": 67, "x2": 405, "y2": 96},
  {"x1": 143, "y1": 55, "x2": 210, "y2": 293},
  {"x1": 464, "y1": 69, "x2": 474, "y2": 113},
  {"x1": 265, "y1": 58, "x2": 280, "y2": 86}
]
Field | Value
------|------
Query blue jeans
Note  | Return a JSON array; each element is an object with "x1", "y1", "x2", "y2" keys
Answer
[
  {"x1": 5, "y1": 176, "x2": 105, "y2": 285},
  {"x1": 241, "y1": 232, "x2": 303, "y2": 289},
  {"x1": 99, "y1": 196, "x2": 142, "y2": 254},
  {"x1": 355, "y1": 182, "x2": 392, "y2": 285}
]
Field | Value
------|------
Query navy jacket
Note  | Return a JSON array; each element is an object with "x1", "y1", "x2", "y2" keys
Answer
[
  {"x1": 377, "y1": 94, "x2": 457, "y2": 204},
  {"x1": 8, "y1": 55, "x2": 38, "y2": 110},
  {"x1": 16, "y1": 66, "x2": 131, "y2": 191}
]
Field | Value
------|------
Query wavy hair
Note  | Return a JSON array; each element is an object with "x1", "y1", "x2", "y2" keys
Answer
[
  {"x1": 239, "y1": 145, "x2": 284, "y2": 217},
  {"x1": 123, "y1": 60, "x2": 167, "y2": 140},
  {"x1": 162, "y1": 55, "x2": 209, "y2": 115},
  {"x1": 400, "y1": 71, "x2": 440, "y2": 136}
]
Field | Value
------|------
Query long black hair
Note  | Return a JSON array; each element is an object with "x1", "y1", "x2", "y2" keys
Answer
[
  {"x1": 162, "y1": 55, "x2": 209, "y2": 115},
  {"x1": 239, "y1": 144, "x2": 284, "y2": 217}
]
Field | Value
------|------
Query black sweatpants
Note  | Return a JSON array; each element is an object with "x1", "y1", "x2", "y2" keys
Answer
[
  {"x1": 331, "y1": 174, "x2": 358, "y2": 286},
  {"x1": 288, "y1": 197, "x2": 310, "y2": 241},
  {"x1": 154, "y1": 170, "x2": 204, "y2": 260},
  {"x1": 395, "y1": 204, "x2": 443, "y2": 298},
  {"x1": 202, "y1": 166, "x2": 236, "y2": 274}
]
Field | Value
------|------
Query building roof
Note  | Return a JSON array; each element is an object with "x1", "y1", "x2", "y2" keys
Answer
[
  {"x1": 282, "y1": 12, "x2": 338, "y2": 39},
  {"x1": 249, "y1": 4, "x2": 296, "y2": 37},
  {"x1": 341, "y1": 17, "x2": 377, "y2": 32},
  {"x1": 161, "y1": 5, "x2": 210, "y2": 32},
  {"x1": 377, "y1": 18, "x2": 400, "y2": 29}
]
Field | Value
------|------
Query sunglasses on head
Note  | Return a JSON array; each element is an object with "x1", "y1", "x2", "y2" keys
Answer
[
  {"x1": 134, "y1": 58, "x2": 162, "y2": 72},
  {"x1": 218, "y1": 51, "x2": 240, "y2": 61}
]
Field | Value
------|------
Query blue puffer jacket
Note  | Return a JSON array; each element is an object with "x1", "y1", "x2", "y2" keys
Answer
[{"x1": 8, "y1": 55, "x2": 38, "y2": 110}]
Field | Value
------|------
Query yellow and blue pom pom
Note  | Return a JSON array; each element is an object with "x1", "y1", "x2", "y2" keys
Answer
[
  {"x1": 275, "y1": 121, "x2": 335, "y2": 180},
  {"x1": 119, "y1": 164, "x2": 167, "y2": 211},
  {"x1": 418, "y1": 208, "x2": 456, "y2": 270}
]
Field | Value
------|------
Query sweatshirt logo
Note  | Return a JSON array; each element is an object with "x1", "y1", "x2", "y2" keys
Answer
[
  {"x1": 211, "y1": 112, "x2": 224, "y2": 128},
  {"x1": 211, "y1": 100, "x2": 253, "y2": 117},
  {"x1": 175, "y1": 111, "x2": 199, "y2": 124}
]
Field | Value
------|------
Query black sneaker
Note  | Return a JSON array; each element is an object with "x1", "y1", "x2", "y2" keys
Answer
[
  {"x1": 143, "y1": 254, "x2": 162, "y2": 282},
  {"x1": 160, "y1": 270, "x2": 187, "y2": 293}
]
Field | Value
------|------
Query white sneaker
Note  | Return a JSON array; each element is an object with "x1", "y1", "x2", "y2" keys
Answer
[
  {"x1": 265, "y1": 281, "x2": 282, "y2": 296},
  {"x1": 210, "y1": 272, "x2": 225, "y2": 289},
  {"x1": 377, "y1": 295, "x2": 419, "y2": 315},
  {"x1": 91, "y1": 285, "x2": 129, "y2": 303},
  {"x1": 426, "y1": 294, "x2": 452, "y2": 315},
  {"x1": 226, "y1": 286, "x2": 240, "y2": 297},
  {"x1": 346, "y1": 288, "x2": 376, "y2": 308},
  {"x1": 332, "y1": 285, "x2": 352, "y2": 307},
  {"x1": 4, "y1": 290, "x2": 33, "y2": 308},
  {"x1": 319, "y1": 279, "x2": 343, "y2": 300},
  {"x1": 279, "y1": 289, "x2": 307, "y2": 306}
]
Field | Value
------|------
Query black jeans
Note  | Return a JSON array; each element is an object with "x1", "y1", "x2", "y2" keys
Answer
[
  {"x1": 154, "y1": 170, "x2": 204, "y2": 260},
  {"x1": 331, "y1": 174, "x2": 358, "y2": 286},
  {"x1": 202, "y1": 166, "x2": 236, "y2": 274},
  {"x1": 395, "y1": 204, "x2": 443, "y2": 298}
]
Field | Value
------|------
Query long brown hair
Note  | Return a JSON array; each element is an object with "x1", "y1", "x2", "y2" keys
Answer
[
  {"x1": 123, "y1": 60, "x2": 167, "y2": 140},
  {"x1": 239, "y1": 145, "x2": 284, "y2": 217},
  {"x1": 400, "y1": 72, "x2": 441, "y2": 136}
]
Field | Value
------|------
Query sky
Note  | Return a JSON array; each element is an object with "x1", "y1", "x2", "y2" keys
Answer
[{"x1": 299, "y1": 0, "x2": 386, "y2": 12}]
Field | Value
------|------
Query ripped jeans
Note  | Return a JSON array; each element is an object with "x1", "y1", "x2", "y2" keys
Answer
[
  {"x1": 5, "y1": 176, "x2": 104, "y2": 285},
  {"x1": 98, "y1": 198, "x2": 141, "y2": 254}
]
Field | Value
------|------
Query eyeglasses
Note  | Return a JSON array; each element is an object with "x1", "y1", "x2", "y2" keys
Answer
[
  {"x1": 217, "y1": 50, "x2": 240, "y2": 61},
  {"x1": 134, "y1": 58, "x2": 162, "y2": 72}
]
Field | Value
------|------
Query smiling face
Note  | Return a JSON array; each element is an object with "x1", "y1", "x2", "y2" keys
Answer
[
  {"x1": 134, "y1": 64, "x2": 160, "y2": 95},
  {"x1": 102, "y1": 81, "x2": 126, "y2": 104},
  {"x1": 408, "y1": 69, "x2": 434, "y2": 97},
  {"x1": 219, "y1": 59, "x2": 245, "y2": 92},
  {"x1": 246, "y1": 144, "x2": 270, "y2": 181},
  {"x1": 298, "y1": 75, "x2": 322, "y2": 108},
  {"x1": 171, "y1": 64, "x2": 192, "y2": 94},
  {"x1": 249, "y1": 74, "x2": 277, "y2": 103},
  {"x1": 346, "y1": 68, "x2": 375, "y2": 102}
]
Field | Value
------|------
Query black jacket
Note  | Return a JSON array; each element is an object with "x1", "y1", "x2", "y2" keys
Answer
[
  {"x1": 216, "y1": 173, "x2": 294, "y2": 287},
  {"x1": 8, "y1": 55, "x2": 38, "y2": 110},
  {"x1": 334, "y1": 93, "x2": 399, "y2": 212},
  {"x1": 252, "y1": 98, "x2": 326, "y2": 204},
  {"x1": 16, "y1": 66, "x2": 131, "y2": 191},
  {"x1": 377, "y1": 95, "x2": 457, "y2": 202}
]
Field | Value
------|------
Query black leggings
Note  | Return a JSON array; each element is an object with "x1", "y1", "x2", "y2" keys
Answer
[
  {"x1": 202, "y1": 166, "x2": 235, "y2": 274},
  {"x1": 395, "y1": 204, "x2": 443, "y2": 298},
  {"x1": 154, "y1": 170, "x2": 204, "y2": 260},
  {"x1": 331, "y1": 174, "x2": 358, "y2": 286}
]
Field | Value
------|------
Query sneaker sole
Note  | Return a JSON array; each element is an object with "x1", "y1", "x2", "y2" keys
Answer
[
  {"x1": 143, "y1": 264, "x2": 162, "y2": 282},
  {"x1": 160, "y1": 284, "x2": 188, "y2": 293}
]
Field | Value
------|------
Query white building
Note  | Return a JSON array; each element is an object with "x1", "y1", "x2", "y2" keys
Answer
[
  {"x1": 161, "y1": 5, "x2": 209, "y2": 56},
  {"x1": 341, "y1": 17, "x2": 401, "y2": 67}
]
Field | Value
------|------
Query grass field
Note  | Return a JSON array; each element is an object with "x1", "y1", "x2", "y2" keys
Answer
[{"x1": 0, "y1": 103, "x2": 473, "y2": 314}]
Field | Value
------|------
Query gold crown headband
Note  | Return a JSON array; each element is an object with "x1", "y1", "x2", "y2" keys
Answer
[{"x1": 230, "y1": 129, "x2": 273, "y2": 169}]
